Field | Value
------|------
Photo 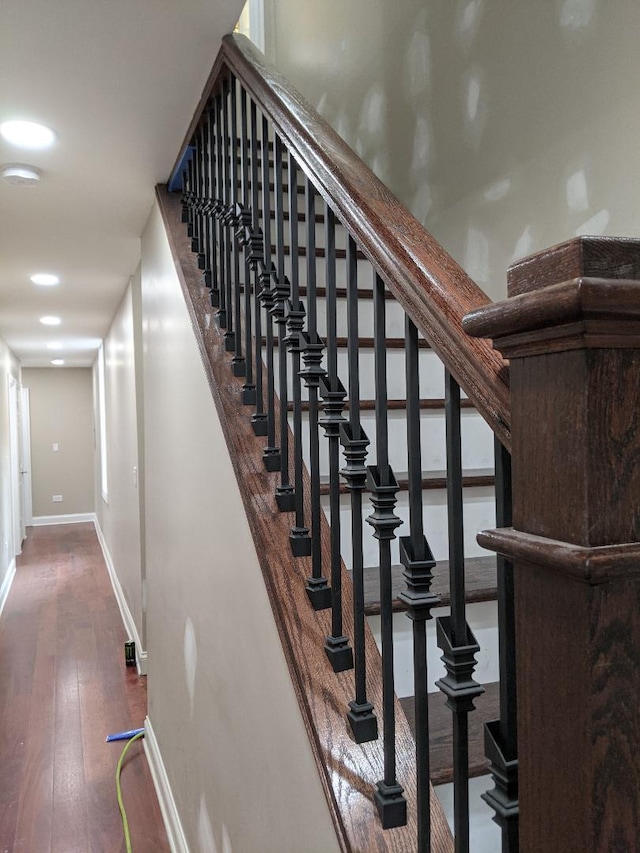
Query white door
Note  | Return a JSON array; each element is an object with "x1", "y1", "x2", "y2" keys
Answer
[
  {"x1": 19, "y1": 387, "x2": 32, "y2": 532},
  {"x1": 8, "y1": 377, "x2": 23, "y2": 556}
]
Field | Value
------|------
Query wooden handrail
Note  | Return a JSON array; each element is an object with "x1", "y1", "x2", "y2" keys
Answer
[{"x1": 170, "y1": 33, "x2": 512, "y2": 451}]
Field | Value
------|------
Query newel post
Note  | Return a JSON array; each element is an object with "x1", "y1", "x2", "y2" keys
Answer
[{"x1": 464, "y1": 236, "x2": 640, "y2": 852}]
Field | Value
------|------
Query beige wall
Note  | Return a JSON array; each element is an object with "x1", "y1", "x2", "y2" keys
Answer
[
  {"x1": 95, "y1": 277, "x2": 145, "y2": 648},
  {"x1": 22, "y1": 367, "x2": 94, "y2": 518},
  {"x1": 265, "y1": 0, "x2": 640, "y2": 299},
  {"x1": 141, "y1": 201, "x2": 340, "y2": 853},
  {"x1": 0, "y1": 336, "x2": 21, "y2": 585}
]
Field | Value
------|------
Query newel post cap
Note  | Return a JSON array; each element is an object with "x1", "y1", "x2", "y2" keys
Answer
[{"x1": 462, "y1": 236, "x2": 640, "y2": 358}]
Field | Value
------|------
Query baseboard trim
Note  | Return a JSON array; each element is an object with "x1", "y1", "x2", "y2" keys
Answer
[
  {"x1": 144, "y1": 716, "x2": 189, "y2": 853},
  {"x1": 32, "y1": 512, "x2": 96, "y2": 526},
  {"x1": 94, "y1": 518, "x2": 148, "y2": 675},
  {"x1": 0, "y1": 558, "x2": 16, "y2": 618}
]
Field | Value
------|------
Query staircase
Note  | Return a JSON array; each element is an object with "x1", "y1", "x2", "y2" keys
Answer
[{"x1": 159, "y1": 31, "x2": 640, "y2": 853}]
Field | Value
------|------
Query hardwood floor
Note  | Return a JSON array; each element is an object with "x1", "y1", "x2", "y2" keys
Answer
[{"x1": 0, "y1": 523, "x2": 169, "y2": 853}]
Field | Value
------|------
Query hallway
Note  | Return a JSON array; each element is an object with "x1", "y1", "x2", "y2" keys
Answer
[{"x1": 0, "y1": 523, "x2": 169, "y2": 852}]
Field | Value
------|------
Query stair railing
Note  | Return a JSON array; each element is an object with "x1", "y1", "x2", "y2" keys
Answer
[
  {"x1": 169, "y1": 32, "x2": 519, "y2": 853},
  {"x1": 165, "y1": 29, "x2": 640, "y2": 852}
]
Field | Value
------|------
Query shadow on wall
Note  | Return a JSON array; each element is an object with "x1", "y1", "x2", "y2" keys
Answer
[{"x1": 267, "y1": 0, "x2": 640, "y2": 299}]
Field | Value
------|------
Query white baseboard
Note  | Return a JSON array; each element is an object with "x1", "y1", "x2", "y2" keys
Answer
[
  {"x1": 144, "y1": 716, "x2": 189, "y2": 853},
  {"x1": 32, "y1": 512, "x2": 96, "y2": 526},
  {"x1": 0, "y1": 558, "x2": 16, "y2": 618},
  {"x1": 94, "y1": 518, "x2": 148, "y2": 675}
]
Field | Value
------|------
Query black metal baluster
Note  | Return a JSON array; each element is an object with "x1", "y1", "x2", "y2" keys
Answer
[
  {"x1": 399, "y1": 316, "x2": 440, "y2": 851},
  {"x1": 436, "y1": 369, "x2": 484, "y2": 853},
  {"x1": 206, "y1": 106, "x2": 220, "y2": 308},
  {"x1": 285, "y1": 154, "x2": 311, "y2": 556},
  {"x1": 298, "y1": 185, "x2": 332, "y2": 604},
  {"x1": 316, "y1": 203, "x2": 351, "y2": 638},
  {"x1": 190, "y1": 130, "x2": 202, "y2": 255},
  {"x1": 196, "y1": 122, "x2": 208, "y2": 273},
  {"x1": 272, "y1": 136, "x2": 294, "y2": 511},
  {"x1": 482, "y1": 439, "x2": 518, "y2": 852},
  {"x1": 340, "y1": 235, "x2": 377, "y2": 744},
  {"x1": 366, "y1": 272, "x2": 407, "y2": 830},
  {"x1": 214, "y1": 94, "x2": 228, "y2": 328},
  {"x1": 238, "y1": 86, "x2": 255, "y2": 403},
  {"x1": 221, "y1": 80, "x2": 234, "y2": 347},
  {"x1": 249, "y1": 101, "x2": 266, "y2": 435},
  {"x1": 229, "y1": 78, "x2": 245, "y2": 377},
  {"x1": 259, "y1": 117, "x2": 280, "y2": 468},
  {"x1": 183, "y1": 156, "x2": 195, "y2": 238}
]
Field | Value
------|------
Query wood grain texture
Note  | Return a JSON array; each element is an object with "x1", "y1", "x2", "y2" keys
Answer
[
  {"x1": 400, "y1": 682, "x2": 500, "y2": 785},
  {"x1": 292, "y1": 399, "x2": 477, "y2": 413},
  {"x1": 269, "y1": 336, "x2": 431, "y2": 349},
  {"x1": 477, "y1": 528, "x2": 640, "y2": 585},
  {"x1": 0, "y1": 524, "x2": 169, "y2": 853},
  {"x1": 355, "y1": 556, "x2": 497, "y2": 617},
  {"x1": 321, "y1": 469, "x2": 495, "y2": 496},
  {"x1": 157, "y1": 185, "x2": 455, "y2": 853},
  {"x1": 170, "y1": 33, "x2": 511, "y2": 450},
  {"x1": 507, "y1": 235, "x2": 640, "y2": 297},
  {"x1": 463, "y1": 277, "x2": 640, "y2": 358},
  {"x1": 473, "y1": 246, "x2": 640, "y2": 852}
]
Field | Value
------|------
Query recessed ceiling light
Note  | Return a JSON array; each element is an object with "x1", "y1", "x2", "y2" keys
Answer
[
  {"x1": 2, "y1": 164, "x2": 41, "y2": 186},
  {"x1": 47, "y1": 342, "x2": 63, "y2": 350},
  {"x1": 51, "y1": 359, "x2": 65, "y2": 366},
  {"x1": 40, "y1": 315, "x2": 61, "y2": 326},
  {"x1": 0, "y1": 120, "x2": 56, "y2": 150},
  {"x1": 31, "y1": 273, "x2": 60, "y2": 286}
]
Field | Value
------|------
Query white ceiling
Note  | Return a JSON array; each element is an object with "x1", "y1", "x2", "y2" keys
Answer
[{"x1": 0, "y1": 0, "x2": 244, "y2": 367}]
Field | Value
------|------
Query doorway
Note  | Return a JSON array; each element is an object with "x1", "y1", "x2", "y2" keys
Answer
[{"x1": 8, "y1": 376, "x2": 23, "y2": 556}]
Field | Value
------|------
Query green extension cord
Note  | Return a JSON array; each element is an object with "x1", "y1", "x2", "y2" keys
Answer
[{"x1": 116, "y1": 730, "x2": 145, "y2": 853}]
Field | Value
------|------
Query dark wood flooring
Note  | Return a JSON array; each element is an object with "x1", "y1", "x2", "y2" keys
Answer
[{"x1": 0, "y1": 523, "x2": 169, "y2": 853}]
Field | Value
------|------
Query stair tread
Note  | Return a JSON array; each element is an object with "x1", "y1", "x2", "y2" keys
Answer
[
  {"x1": 321, "y1": 468, "x2": 495, "y2": 495},
  {"x1": 400, "y1": 681, "x2": 501, "y2": 785},
  {"x1": 290, "y1": 398, "x2": 476, "y2": 412},
  {"x1": 353, "y1": 554, "x2": 497, "y2": 616},
  {"x1": 267, "y1": 336, "x2": 431, "y2": 349},
  {"x1": 272, "y1": 244, "x2": 368, "y2": 261}
]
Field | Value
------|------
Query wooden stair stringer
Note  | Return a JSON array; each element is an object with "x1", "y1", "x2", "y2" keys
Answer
[{"x1": 157, "y1": 184, "x2": 454, "y2": 853}]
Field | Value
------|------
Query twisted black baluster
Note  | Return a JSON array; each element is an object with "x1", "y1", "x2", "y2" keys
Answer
[
  {"x1": 272, "y1": 136, "x2": 294, "y2": 511},
  {"x1": 260, "y1": 117, "x2": 280, "y2": 470},
  {"x1": 318, "y1": 205, "x2": 353, "y2": 644},
  {"x1": 399, "y1": 316, "x2": 440, "y2": 851},
  {"x1": 249, "y1": 101, "x2": 267, "y2": 435},
  {"x1": 285, "y1": 154, "x2": 311, "y2": 556},
  {"x1": 238, "y1": 86, "x2": 255, "y2": 403},
  {"x1": 366, "y1": 273, "x2": 407, "y2": 830},
  {"x1": 482, "y1": 440, "x2": 519, "y2": 852},
  {"x1": 340, "y1": 235, "x2": 377, "y2": 744},
  {"x1": 436, "y1": 369, "x2": 484, "y2": 853},
  {"x1": 229, "y1": 78, "x2": 245, "y2": 377}
]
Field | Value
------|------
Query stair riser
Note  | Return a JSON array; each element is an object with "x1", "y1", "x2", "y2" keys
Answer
[
  {"x1": 280, "y1": 253, "x2": 374, "y2": 294},
  {"x1": 272, "y1": 347, "x2": 443, "y2": 400},
  {"x1": 321, "y1": 485, "x2": 496, "y2": 569},
  {"x1": 368, "y1": 601, "x2": 500, "y2": 698},
  {"x1": 299, "y1": 408, "x2": 494, "y2": 476}
]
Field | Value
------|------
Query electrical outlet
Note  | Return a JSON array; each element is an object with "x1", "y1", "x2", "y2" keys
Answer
[
  {"x1": 52, "y1": 495, "x2": 63, "y2": 502},
  {"x1": 52, "y1": 443, "x2": 59, "y2": 452}
]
